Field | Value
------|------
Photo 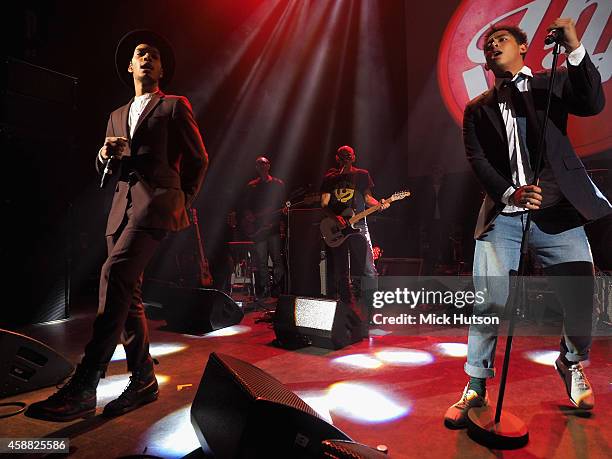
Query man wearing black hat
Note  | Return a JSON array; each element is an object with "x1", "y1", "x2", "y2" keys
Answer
[
  {"x1": 26, "y1": 30, "x2": 208, "y2": 421},
  {"x1": 320, "y1": 146, "x2": 389, "y2": 327}
]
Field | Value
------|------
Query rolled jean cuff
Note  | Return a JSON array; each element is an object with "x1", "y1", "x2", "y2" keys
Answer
[{"x1": 464, "y1": 362, "x2": 495, "y2": 379}]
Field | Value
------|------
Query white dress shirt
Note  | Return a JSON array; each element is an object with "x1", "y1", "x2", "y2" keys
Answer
[
  {"x1": 496, "y1": 44, "x2": 586, "y2": 213},
  {"x1": 98, "y1": 90, "x2": 160, "y2": 162},
  {"x1": 128, "y1": 91, "x2": 157, "y2": 138}
]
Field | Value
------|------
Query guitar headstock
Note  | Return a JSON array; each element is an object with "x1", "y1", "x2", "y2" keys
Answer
[{"x1": 388, "y1": 190, "x2": 411, "y2": 202}]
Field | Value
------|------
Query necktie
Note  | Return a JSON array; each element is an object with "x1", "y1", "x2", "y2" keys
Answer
[
  {"x1": 503, "y1": 77, "x2": 561, "y2": 207},
  {"x1": 505, "y1": 77, "x2": 540, "y2": 170}
]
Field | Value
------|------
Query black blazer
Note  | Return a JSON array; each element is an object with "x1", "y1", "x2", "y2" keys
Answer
[
  {"x1": 96, "y1": 91, "x2": 208, "y2": 235},
  {"x1": 464, "y1": 52, "x2": 611, "y2": 238}
]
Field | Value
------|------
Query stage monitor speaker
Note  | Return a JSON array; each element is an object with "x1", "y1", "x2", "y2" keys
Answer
[
  {"x1": 321, "y1": 440, "x2": 392, "y2": 458},
  {"x1": 191, "y1": 352, "x2": 351, "y2": 458},
  {"x1": 274, "y1": 295, "x2": 362, "y2": 350},
  {"x1": 288, "y1": 208, "x2": 326, "y2": 296},
  {"x1": 143, "y1": 283, "x2": 243, "y2": 334},
  {"x1": 377, "y1": 257, "x2": 423, "y2": 276},
  {"x1": 0, "y1": 329, "x2": 74, "y2": 399}
]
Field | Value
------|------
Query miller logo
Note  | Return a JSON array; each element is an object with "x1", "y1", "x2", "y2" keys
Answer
[{"x1": 438, "y1": 0, "x2": 611, "y2": 157}]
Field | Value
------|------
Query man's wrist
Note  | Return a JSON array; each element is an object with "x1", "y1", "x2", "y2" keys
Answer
[
  {"x1": 98, "y1": 147, "x2": 107, "y2": 162},
  {"x1": 566, "y1": 43, "x2": 585, "y2": 66},
  {"x1": 501, "y1": 186, "x2": 517, "y2": 205}
]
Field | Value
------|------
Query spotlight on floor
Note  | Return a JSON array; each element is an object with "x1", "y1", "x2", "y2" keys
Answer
[
  {"x1": 97, "y1": 374, "x2": 169, "y2": 405},
  {"x1": 111, "y1": 343, "x2": 187, "y2": 362},
  {"x1": 327, "y1": 382, "x2": 410, "y2": 423},
  {"x1": 143, "y1": 404, "x2": 200, "y2": 459},
  {"x1": 200, "y1": 325, "x2": 252, "y2": 337},
  {"x1": 375, "y1": 348, "x2": 434, "y2": 366},
  {"x1": 331, "y1": 354, "x2": 384, "y2": 369},
  {"x1": 523, "y1": 350, "x2": 560, "y2": 366},
  {"x1": 433, "y1": 342, "x2": 468, "y2": 358},
  {"x1": 294, "y1": 392, "x2": 334, "y2": 424}
]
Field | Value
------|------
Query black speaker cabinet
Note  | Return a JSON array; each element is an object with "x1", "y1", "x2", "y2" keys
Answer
[
  {"x1": 191, "y1": 352, "x2": 351, "y2": 458},
  {"x1": 143, "y1": 283, "x2": 243, "y2": 334},
  {"x1": 377, "y1": 257, "x2": 423, "y2": 276},
  {"x1": 1, "y1": 58, "x2": 76, "y2": 327},
  {"x1": 321, "y1": 440, "x2": 392, "y2": 458},
  {"x1": 274, "y1": 295, "x2": 362, "y2": 350},
  {"x1": 288, "y1": 208, "x2": 326, "y2": 296},
  {"x1": 0, "y1": 329, "x2": 74, "y2": 398}
]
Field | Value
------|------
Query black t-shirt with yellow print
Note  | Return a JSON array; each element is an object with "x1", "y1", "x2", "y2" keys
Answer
[{"x1": 321, "y1": 167, "x2": 374, "y2": 218}]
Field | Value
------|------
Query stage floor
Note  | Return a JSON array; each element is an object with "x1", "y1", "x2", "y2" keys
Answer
[{"x1": 3, "y1": 298, "x2": 611, "y2": 459}]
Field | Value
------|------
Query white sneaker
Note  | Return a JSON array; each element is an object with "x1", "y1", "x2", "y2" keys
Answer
[
  {"x1": 444, "y1": 384, "x2": 489, "y2": 428},
  {"x1": 554, "y1": 357, "x2": 594, "y2": 410}
]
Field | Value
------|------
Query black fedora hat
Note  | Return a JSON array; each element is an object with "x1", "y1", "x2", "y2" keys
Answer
[{"x1": 115, "y1": 29, "x2": 175, "y2": 88}]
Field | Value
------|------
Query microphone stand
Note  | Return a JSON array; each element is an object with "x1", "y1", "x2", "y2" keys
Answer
[{"x1": 467, "y1": 41, "x2": 563, "y2": 449}]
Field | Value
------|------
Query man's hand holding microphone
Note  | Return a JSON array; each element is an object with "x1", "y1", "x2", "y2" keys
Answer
[
  {"x1": 99, "y1": 136, "x2": 129, "y2": 188},
  {"x1": 510, "y1": 184, "x2": 543, "y2": 210}
]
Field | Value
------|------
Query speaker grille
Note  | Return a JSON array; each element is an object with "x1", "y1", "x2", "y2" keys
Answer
[
  {"x1": 213, "y1": 353, "x2": 321, "y2": 419},
  {"x1": 295, "y1": 297, "x2": 337, "y2": 331},
  {"x1": 321, "y1": 439, "x2": 390, "y2": 458},
  {"x1": 192, "y1": 352, "x2": 352, "y2": 457}
]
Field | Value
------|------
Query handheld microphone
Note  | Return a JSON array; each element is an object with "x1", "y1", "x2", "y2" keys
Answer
[
  {"x1": 544, "y1": 28, "x2": 563, "y2": 45},
  {"x1": 100, "y1": 157, "x2": 116, "y2": 189}
]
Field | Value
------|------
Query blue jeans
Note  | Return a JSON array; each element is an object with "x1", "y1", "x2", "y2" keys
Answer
[{"x1": 466, "y1": 209, "x2": 594, "y2": 379}]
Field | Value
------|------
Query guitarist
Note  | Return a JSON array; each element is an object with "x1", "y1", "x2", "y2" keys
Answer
[
  {"x1": 320, "y1": 145, "x2": 389, "y2": 323},
  {"x1": 240, "y1": 156, "x2": 286, "y2": 299}
]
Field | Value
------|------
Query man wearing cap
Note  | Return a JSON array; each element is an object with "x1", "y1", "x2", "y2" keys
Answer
[
  {"x1": 240, "y1": 156, "x2": 286, "y2": 299},
  {"x1": 27, "y1": 30, "x2": 208, "y2": 421},
  {"x1": 320, "y1": 146, "x2": 389, "y2": 328}
]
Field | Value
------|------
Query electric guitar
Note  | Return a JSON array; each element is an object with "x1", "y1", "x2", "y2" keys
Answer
[
  {"x1": 241, "y1": 206, "x2": 287, "y2": 241},
  {"x1": 320, "y1": 190, "x2": 411, "y2": 247},
  {"x1": 240, "y1": 194, "x2": 320, "y2": 240},
  {"x1": 189, "y1": 208, "x2": 213, "y2": 287}
]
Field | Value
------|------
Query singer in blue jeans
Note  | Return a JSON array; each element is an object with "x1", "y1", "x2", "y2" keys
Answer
[
  {"x1": 444, "y1": 18, "x2": 611, "y2": 428},
  {"x1": 467, "y1": 207, "x2": 593, "y2": 379}
]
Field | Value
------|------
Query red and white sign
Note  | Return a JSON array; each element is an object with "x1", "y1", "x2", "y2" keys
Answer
[{"x1": 438, "y1": 0, "x2": 611, "y2": 156}]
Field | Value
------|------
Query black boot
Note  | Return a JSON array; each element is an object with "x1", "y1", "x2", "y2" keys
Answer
[
  {"x1": 25, "y1": 364, "x2": 103, "y2": 422},
  {"x1": 103, "y1": 360, "x2": 158, "y2": 417}
]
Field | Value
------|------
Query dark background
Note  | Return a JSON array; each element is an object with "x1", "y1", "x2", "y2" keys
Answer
[{"x1": 1, "y1": 0, "x2": 610, "y2": 325}]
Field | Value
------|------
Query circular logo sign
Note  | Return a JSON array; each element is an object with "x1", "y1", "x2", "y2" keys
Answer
[{"x1": 438, "y1": 0, "x2": 612, "y2": 156}]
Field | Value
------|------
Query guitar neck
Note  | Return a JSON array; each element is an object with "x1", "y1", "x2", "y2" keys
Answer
[
  {"x1": 348, "y1": 202, "x2": 384, "y2": 225},
  {"x1": 341, "y1": 191, "x2": 409, "y2": 226}
]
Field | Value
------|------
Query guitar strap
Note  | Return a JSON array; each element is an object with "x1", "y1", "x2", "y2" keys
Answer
[{"x1": 349, "y1": 173, "x2": 367, "y2": 225}]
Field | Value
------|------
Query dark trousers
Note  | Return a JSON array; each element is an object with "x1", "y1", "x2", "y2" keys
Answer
[
  {"x1": 83, "y1": 205, "x2": 166, "y2": 372},
  {"x1": 253, "y1": 233, "x2": 285, "y2": 295},
  {"x1": 330, "y1": 227, "x2": 377, "y2": 312}
]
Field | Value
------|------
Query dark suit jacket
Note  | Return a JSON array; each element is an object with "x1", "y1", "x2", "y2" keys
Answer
[
  {"x1": 96, "y1": 91, "x2": 208, "y2": 235},
  {"x1": 464, "y1": 53, "x2": 611, "y2": 238}
]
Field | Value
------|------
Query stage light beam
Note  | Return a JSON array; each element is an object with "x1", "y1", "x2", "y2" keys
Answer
[
  {"x1": 143, "y1": 405, "x2": 200, "y2": 459},
  {"x1": 110, "y1": 342, "x2": 187, "y2": 362},
  {"x1": 375, "y1": 348, "x2": 434, "y2": 366},
  {"x1": 327, "y1": 381, "x2": 410, "y2": 423},
  {"x1": 201, "y1": 325, "x2": 252, "y2": 337},
  {"x1": 96, "y1": 373, "x2": 170, "y2": 405},
  {"x1": 433, "y1": 342, "x2": 468, "y2": 358},
  {"x1": 332, "y1": 354, "x2": 384, "y2": 369}
]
